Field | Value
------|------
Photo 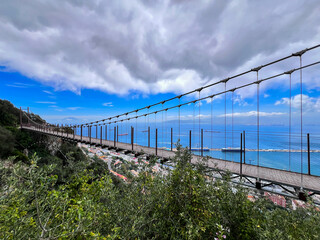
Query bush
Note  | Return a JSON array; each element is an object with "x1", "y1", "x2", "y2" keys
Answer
[
  {"x1": 0, "y1": 146, "x2": 319, "y2": 239},
  {"x1": 0, "y1": 126, "x2": 15, "y2": 158}
]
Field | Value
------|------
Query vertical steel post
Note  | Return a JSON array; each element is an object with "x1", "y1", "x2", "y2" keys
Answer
[
  {"x1": 156, "y1": 128, "x2": 158, "y2": 155},
  {"x1": 307, "y1": 133, "x2": 311, "y2": 175},
  {"x1": 201, "y1": 129, "x2": 203, "y2": 157},
  {"x1": 131, "y1": 127, "x2": 134, "y2": 151},
  {"x1": 240, "y1": 133, "x2": 243, "y2": 178},
  {"x1": 73, "y1": 126, "x2": 75, "y2": 140},
  {"x1": 243, "y1": 130, "x2": 246, "y2": 164},
  {"x1": 89, "y1": 126, "x2": 92, "y2": 144},
  {"x1": 148, "y1": 126, "x2": 150, "y2": 147},
  {"x1": 100, "y1": 126, "x2": 102, "y2": 145},
  {"x1": 189, "y1": 130, "x2": 192, "y2": 152},
  {"x1": 171, "y1": 128, "x2": 173, "y2": 151},
  {"x1": 96, "y1": 125, "x2": 98, "y2": 139},
  {"x1": 114, "y1": 126, "x2": 116, "y2": 147},
  {"x1": 81, "y1": 125, "x2": 83, "y2": 141}
]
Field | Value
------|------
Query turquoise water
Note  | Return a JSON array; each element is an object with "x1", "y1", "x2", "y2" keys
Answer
[{"x1": 77, "y1": 123, "x2": 320, "y2": 176}]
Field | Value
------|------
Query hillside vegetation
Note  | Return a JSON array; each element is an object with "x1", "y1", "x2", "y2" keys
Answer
[{"x1": 0, "y1": 99, "x2": 320, "y2": 239}]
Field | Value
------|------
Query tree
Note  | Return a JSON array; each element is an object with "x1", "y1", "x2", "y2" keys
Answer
[{"x1": 0, "y1": 126, "x2": 15, "y2": 158}]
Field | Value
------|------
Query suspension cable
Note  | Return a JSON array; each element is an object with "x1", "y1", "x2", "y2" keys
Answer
[
  {"x1": 74, "y1": 45, "x2": 320, "y2": 127},
  {"x1": 193, "y1": 101, "x2": 195, "y2": 151},
  {"x1": 224, "y1": 81, "x2": 227, "y2": 161},
  {"x1": 165, "y1": 109, "x2": 167, "y2": 150},
  {"x1": 148, "y1": 107, "x2": 150, "y2": 147},
  {"x1": 84, "y1": 61, "x2": 320, "y2": 126},
  {"x1": 179, "y1": 97, "x2": 181, "y2": 139},
  {"x1": 199, "y1": 90, "x2": 201, "y2": 158},
  {"x1": 300, "y1": 55, "x2": 303, "y2": 189},
  {"x1": 162, "y1": 103, "x2": 164, "y2": 157},
  {"x1": 155, "y1": 111, "x2": 157, "y2": 142},
  {"x1": 145, "y1": 113, "x2": 147, "y2": 147},
  {"x1": 134, "y1": 111, "x2": 137, "y2": 145},
  {"x1": 211, "y1": 96, "x2": 213, "y2": 154},
  {"x1": 257, "y1": 82, "x2": 260, "y2": 167},
  {"x1": 126, "y1": 117, "x2": 128, "y2": 144},
  {"x1": 289, "y1": 73, "x2": 292, "y2": 171},
  {"x1": 232, "y1": 90, "x2": 234, "y2": 162}
]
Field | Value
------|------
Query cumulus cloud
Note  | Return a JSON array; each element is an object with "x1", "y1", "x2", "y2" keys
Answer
[
  {"x1": 275, "y1": 94, "x2": 320, "y2": 112},
  {"x1": 0, "y1": 0, "x2": 319, "y2": 97}
]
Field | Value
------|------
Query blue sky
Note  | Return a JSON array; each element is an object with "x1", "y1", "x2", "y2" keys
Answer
[
  {"x1": 0, "y1": 0, "x2": 319, "y2": 127},
  {"x1": 1, "y1": 65, "x2": 319, "y2": 128},
  {"x1": 0, "y1": 69, "x2": 179, "y2": 123}
]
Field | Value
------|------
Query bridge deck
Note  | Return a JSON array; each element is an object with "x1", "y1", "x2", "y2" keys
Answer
[{"x1": 22, "y1": 126, "x2": 320, "y2": 193}]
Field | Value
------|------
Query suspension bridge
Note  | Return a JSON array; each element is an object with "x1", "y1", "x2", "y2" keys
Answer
[{"x1": 20, "y1": 45, "x2": 320, "y2": 200}]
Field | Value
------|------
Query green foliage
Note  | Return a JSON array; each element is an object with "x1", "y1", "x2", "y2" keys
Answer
[
  {"x1": 1, "y1": 145, "x2": 320, "y2": 239},
  {"x1": 0, "y1": 99, "x2": 19, "y2": 126},
  {"x1": 0, "y1": 126, "x2": 15, "y2": 158},
  {"x1": 0, "y1": 99, "x2": 50, "y2": 160}
]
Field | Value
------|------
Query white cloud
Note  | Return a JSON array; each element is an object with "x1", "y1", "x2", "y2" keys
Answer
[
  {"x1": 67, "y1": 107, "x2": 81, "y2": 111},
  {"x1": 6, "y1": 84, "x2": 28, "y2": 88},
  {"x1": 219, "y1": 111, "x2": 285, "y2": 117},
  {"x1": 103, "y1": 102, "x2": 113, "y2": 107},
  {"x1": 6, "y1": 82, "x2": 33, "y2": 88},
  {"x1": 233, "y1": 95, "x2": 249, "y2": 106},
  {"x1": 0, "y1": 0, "x2": 319, "y2": 97},
  {"x1": 275, "y1": 94, "x2": 320, "y2": 112},
  {"x1": 36, "y1": 101, "x2": 56, "y2": 104},
  {"x1": 43, "y1": 90, "x2": 53, "y2": 95}
]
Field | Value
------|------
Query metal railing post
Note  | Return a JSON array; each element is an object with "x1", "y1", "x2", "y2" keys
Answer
[
  {"x1": 240, "y1": 133, "x2": 243, "y2": 178},
  {"x1": 307, "y1": 133, "x2": 311, "y2": 175},
  {"x1": 100, "y1": 126, "x2": 102, "y2": 145},
  {"x1": 156, "y1": 128, "x2": 158, "y2": 155},
  {"x1": 131, "y1": 126, "x2": 134, "y2": 151},
  {"x1": 171, "y1": 128, "x2": 173, "y2": 151},
  {"x1": 81, "y1": 125, "x2": 83, "y2": 141},
  {"x1": 243, "y1": 130, "x2": 246, "y2": 164},
  {"x1": 189, "y1": 130, "x2": 192, "y2": 152},
  {"x1": 114, "y1": 126, "x2": 116, "y2": 147},
  {"x1": 201, "y1": 129, "x2": 203, "y2": 157},
  {"x1": 148, "y1": 126, "x2": 150, "y2": 147}
]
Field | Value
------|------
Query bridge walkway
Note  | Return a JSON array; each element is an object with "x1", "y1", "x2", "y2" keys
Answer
[{"x1": 22, "y1": 126, "x2": 320, "y2": 194}]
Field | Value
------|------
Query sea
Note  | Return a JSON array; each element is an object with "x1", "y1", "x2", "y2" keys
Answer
[{"x1": 78, "y1": 122, "x2": 320, "y2": 176}]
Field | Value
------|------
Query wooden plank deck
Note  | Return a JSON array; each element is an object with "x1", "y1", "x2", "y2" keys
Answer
[{"x1": 22, "y1": 126, "x2": 320, "y2": 193}]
